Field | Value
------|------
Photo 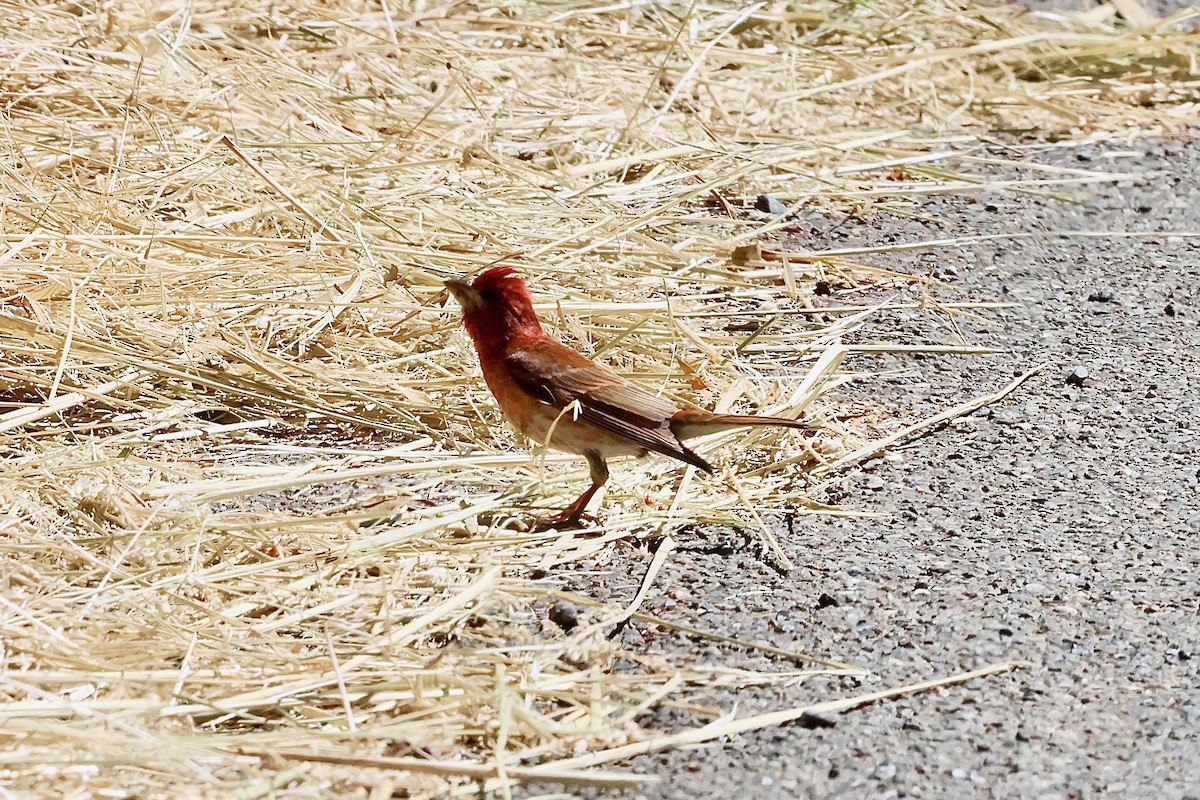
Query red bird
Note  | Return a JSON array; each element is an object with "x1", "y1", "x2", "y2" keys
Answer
[{"x1": 446, "y1": 266, "x2": 811, "y2": 527}]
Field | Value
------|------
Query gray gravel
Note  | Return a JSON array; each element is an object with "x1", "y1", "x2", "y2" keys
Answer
[
  {"x1": 547, "y1": 138, "x2": 1199, "y2": 799},
  {"x1": 1022, "y1": 0, "x2": 1198, "y2": 20}
]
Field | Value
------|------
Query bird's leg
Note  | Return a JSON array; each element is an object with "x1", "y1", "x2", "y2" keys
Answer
[{"x1": 535, "y1": 452, "x2": 608, "y2": 530}]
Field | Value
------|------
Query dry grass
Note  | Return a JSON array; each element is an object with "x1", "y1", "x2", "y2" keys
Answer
[{"x1": 0, "y1": 0, "x2": 1195, "y2": 795}]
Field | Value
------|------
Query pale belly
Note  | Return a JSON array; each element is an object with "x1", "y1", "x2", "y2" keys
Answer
[{"x1": 508, "y1": 396, "x2": 644, "y2": 459}]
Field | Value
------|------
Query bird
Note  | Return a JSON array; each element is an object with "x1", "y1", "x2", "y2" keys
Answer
[{"x1": 445, "y1": 266, "x2": 812, "y2": 528}]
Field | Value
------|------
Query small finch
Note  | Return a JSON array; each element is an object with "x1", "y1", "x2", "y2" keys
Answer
[{"x1": 446, "y1": 266, "x2": 811, "y2": 527}]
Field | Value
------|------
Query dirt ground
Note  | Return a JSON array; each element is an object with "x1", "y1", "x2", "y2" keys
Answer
[{"x1": 543, "y1": 138, "x2": 1199, "y2": 799}]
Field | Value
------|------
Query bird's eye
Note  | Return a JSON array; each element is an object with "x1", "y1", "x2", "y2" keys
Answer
[{"x1": 479, "y1": 289, "x2": 497, "y2": 306}]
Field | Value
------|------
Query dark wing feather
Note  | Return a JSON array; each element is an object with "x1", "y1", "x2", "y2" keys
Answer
[
  {"x1": 504, "y1": 338, "x2": 620, "y2": 404},
  {"x1": 505, "y1": 338, "x2": 712, "y2": 472},
  {"x1": 579, "y1": 383, "x2": 712, "y2": 472}
]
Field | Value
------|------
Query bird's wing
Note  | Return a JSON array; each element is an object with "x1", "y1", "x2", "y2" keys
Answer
[{"x1": 504, "y1": 338, "x2": 712, "y2": 471}]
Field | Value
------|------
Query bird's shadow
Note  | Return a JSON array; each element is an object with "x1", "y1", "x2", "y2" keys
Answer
[{"x1": 670, "y1": 519, "x2": 793, "y2": 577}]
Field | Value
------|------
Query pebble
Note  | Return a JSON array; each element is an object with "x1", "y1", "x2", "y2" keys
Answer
[
  {"x1": 799, "y1": 711, "x2": 838, "y2": 729},
  {"x1": 754, "y1": 194, "x2": 789, "y2": 215},
  {"x1": 990, "y1": 407, "x2": 1025, "y2": 425},
  {"x1": 1066, "y1": 367, "x2": 1090, "y2": 386},
  {"x1": 548, "y1": 600, "x2": 580, "y2": 631}
]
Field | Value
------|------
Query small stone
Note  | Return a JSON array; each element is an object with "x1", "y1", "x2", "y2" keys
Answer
[
  {"x1": 817, "y1": 592, "x2": 840, "y2": 609},
  {"x1": 990, "y1": 407, "x2": 1024, "y2": 425},
  {"x1": 865, "y1": 475, "x2": 885, "y2": 491},
  {"x1": 1087, "y1": 290, "x2": 1115, "y2": 303},
  {"x1": 799, "y1": 711, "x2": 838, "y2": 729},
  {"x1": 754, "y1": 194, "x2": 789, "y2": 215},
  {"x1": 730, "y1": 244, "x2": 762, "y2": 265},
  {"x1": 621, "y1": 624, "x2": 645, "y2": 648},
  {"x1": 1066, "y1": 367, "x2": 1090, "y2": 386},
  {"x1": 548, "y1": 600, "x2": 580, "y2": 631},
  {"x1": 1165, "y1": 303, "x2": 1176, "y2": 317}
]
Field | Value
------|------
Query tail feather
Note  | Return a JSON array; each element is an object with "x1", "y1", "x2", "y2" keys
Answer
[
  {"x1": 670, "y1": 409, "x2": 814, "y2": 440},
  {"x1": 677, "y1": 443, "x2": 714, "y2": 473},
  {"x1": 706, "y1": 413, "x2": 812, "y2": 430}
]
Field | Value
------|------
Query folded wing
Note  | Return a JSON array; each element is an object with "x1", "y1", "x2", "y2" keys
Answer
[{"x1": 505, "y1": 338, "x2": 712, "y2": 472}]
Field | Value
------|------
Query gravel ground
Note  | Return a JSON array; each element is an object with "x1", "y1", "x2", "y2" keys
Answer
[{"x1": 545, "y1": 138, "x2": 1199, "y2": 800}]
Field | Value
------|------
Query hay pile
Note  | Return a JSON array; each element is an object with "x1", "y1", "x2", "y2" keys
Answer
[{"x1": 1, "y1": 0, "x2": 1194, "y2": 795}]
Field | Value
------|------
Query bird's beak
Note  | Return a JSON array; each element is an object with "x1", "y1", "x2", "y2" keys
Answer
[{"x1": 444, "y1": 279, "x2": 484, "y2": 313}]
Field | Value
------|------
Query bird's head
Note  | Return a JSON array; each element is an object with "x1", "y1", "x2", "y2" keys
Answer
[{"x1": 445, "y1": 266, "x2": 543, "y2": 349}]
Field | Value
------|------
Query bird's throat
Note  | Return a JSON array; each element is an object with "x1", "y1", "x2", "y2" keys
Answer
[{"x1": 463, "y1": 313, "x2": 540, "y2": 367}]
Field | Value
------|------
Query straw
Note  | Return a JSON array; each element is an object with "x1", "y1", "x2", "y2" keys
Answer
[{"x1": 1, "y1": 0, "x2": 1194, "y2": 795}]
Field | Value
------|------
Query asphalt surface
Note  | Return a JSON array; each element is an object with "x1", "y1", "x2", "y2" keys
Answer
[{"x1": 550, "y1": 138, "x2": 1199, "y2": 799}]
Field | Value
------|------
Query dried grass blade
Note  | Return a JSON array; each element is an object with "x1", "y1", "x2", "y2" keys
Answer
[{"x1": 533, "y1": 661, "x2": 1024, "y2": 772}]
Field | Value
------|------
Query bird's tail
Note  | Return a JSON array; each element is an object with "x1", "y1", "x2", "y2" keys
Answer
[
  {"x1": 706, "y1": 413, "x2": 813, "y2": 430},
  {"x1": 671, "y1": 409, "x2": 814, "y2": 440}
]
